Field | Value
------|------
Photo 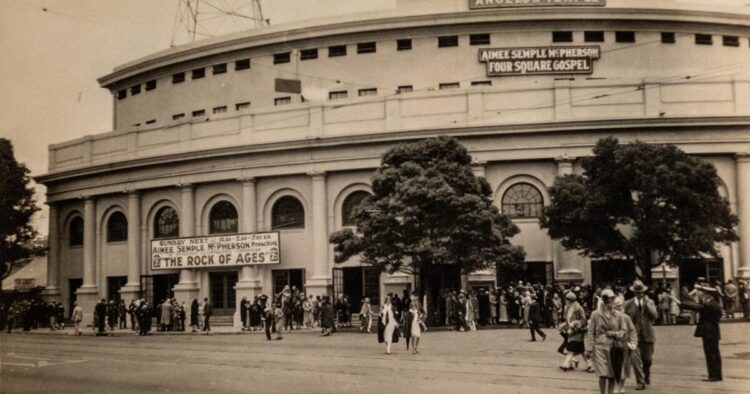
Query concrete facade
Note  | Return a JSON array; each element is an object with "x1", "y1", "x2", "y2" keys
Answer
[{"x1": 37, "y1": 0, "x2": 750, "y2": 325}]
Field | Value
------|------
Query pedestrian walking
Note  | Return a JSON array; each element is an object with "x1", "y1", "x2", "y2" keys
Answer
[
  {"x1": 585, "y1": 289, "x2": 630, "y2": 394},
  {"x1": 623, "y1": 280, "x2": 658, "y2": 390},
  {"x1": 72, "y1": 301, "x2": 83, "y2": 336},
  {"x1": 560, "y1": 291, "x2": 588, "y2": 371},
  {"x1": 613, "y1": 297, "x2": 637, "y2": 394},
  {"x1": 739, "y1": 280, "x2": 750, "y2": 321},
  {"x1": 95, "y1": 299, "x2": 107, "y2": 335},
  {"x1": 724, "y1": 279, "x2": 738, "y2": 318},
  {"x1": 528, "y1": 295, "x2": 546, "y2": 342},
  {"x1": 378, "y1": 295, "x2": 399, "y2": 354},
  {"x1": 160, "y1": 299, "x2": 172, "y2": 332},
  {"x1": 190, "y1": 299, "x2": 199, "y2": 332},
  {"x1": 359, "y1": 297, "x2": 373, "y2": 333},
  {"x1": 118, "y1": 300, "x2": 127, "y2": 329},
  {"x1": 202, "y1": 297, "x2": 212, "y2": 333},
  {"x1": 402, "y1": 302, "x2": 422, "y2": 354},
  {"x1": 303, "y1": 295, "x2": 313, "y2": 329},
  {"x1": 671, "y1": 287, "x2": 724, "y2": 382}
]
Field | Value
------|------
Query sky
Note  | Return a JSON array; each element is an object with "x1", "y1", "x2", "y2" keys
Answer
[{"x1": 0, "y1": 0, "x2": 747, "y2": 236}]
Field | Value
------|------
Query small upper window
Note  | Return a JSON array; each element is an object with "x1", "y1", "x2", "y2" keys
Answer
[
  {"x1": 172, "y1": 113, "x2": 185, "y2": 120},
  {"x1": 192, "y1": 109, "x2": 206, "y2": 117},
  {"x1": 145, "y1": 119, "x2": 156, "y2": 125},
  {"x1": 192, "y1": 68, "x2": 205, "y2": 79},
  {"x1": 469, "y1": 34, "x2": 490, "y2": 46},
  {"x1": 357, "y1": 42, "x2": 376, "y2": 54},
  {"x1": 329, "y1": 45, "x2": 347, "y2": 57},
  {"x1": 584, "y1": 31, "x2": 604, "y2": 42},
  {"x1": 145, "y1": 80, "x2": 157, "y2": 91},
  {"x1": 552, "y1": 31, "x2": 573, "y2": 43},
  {"x1": 397, "y1": 39, "x2": 412, "y2": 51},
  {"x1": 358, "y1": 88, "x2": 377, "y2": 97},
  {"x1": 398, "y1": 85, "x2": 413, "y2": 94},
  {"x1": 235, "y1": 102, "x2": 250, "y2": 111},
  {"x1": 213, "y1": 106, "x2": 227, "y2": 114},
  {"x1": 212, "y1": 63, "x2": 227, "y2": 75},
  {"x1": 272, "y1": 196, "x2": 305, "y2": 230},
  {"x1": 154, "y1": 206, "x2": 179, "y2": 238},
  {"x1": 661, "y1": 32, "x2": 676, "y2": 44},
  {"x1": 329, "y1": 91, "x2": 348, "y2": 100},
  {"x1": 471, "y1": 81, "x2": 492, "y2": 87},
  {"x1": 502, "y1": 183, "x2": 544, "y2": 219},
  {"x1": 723, "y1": 35, "x2": 739, "y2": 47},
  {"x1": 117, "y1": 89, "x2": 127, "y2": 100},
  {"x1": 106, "y1": 212, "x2": 128, "y2": 243},
  {"x1": 439, "y1": 82, "x2": 460, "y2": 90},
  {"x1": 235, "y1": 59, "x2": 250, "y2": 70},
  {"x1": 695, "y1": 34, "x2": 713, "y2": 45},
  {"x1": 300, "y1": 48, "x2": 318, "y2": 60},
  {"x1": 342, "y1": 191, "x2": 371, "y2": 227},
  {"x1": 130, "y1": 85, "x2": 141, "y2": 95},
  {"x1": 615, "y1": 31, "x2": 636, "y2": 43},
  {"x1": 69, "y1": 216, "x2": 84, "y2": 247},
  {"x1": 172, "y1": 72, "x2": 185, "y2": 84},
  {"x1": 274, "y1": 52, "x2": 291, "y2": 64},
  {"x1": 438, "y1": 35, "x2": 459, "y2": 48},
  {"x1": 209, "y1": 201, "x2": 238, "y2": 234},
  {"x1": 275, "y1": 97, "x2": 291, "y2": 106}
]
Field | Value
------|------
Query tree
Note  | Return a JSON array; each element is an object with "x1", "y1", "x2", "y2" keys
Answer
[
  {"x1": 0, "y1": 138, "x2": 40, "y2": 291},
  {"x1": 330, "y1": 137, "x2": 525, "y2": 317},
  {"x1": 540, "y1": 137, "x2": 738, "y2": 284}
]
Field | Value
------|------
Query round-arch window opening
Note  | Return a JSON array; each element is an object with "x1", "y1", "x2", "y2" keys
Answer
[
  {"x1": 69, "y1": 216, "x2": 84, "y2": 246},
  {"x1": 501, "y1": 182, "x2": 544, "y2": 218},
  {"x1": 342, "y1": 191, "x2": 371, "y2": 227},
  {"x1": 154, "y1": 206, "x2": 180, "y2": 238},
  {"x1": 209, "y1": 201, "x2": 238, "y2": 234},
  {"x1": 106, "y1": 211, "x2": 128, "y2": 242},
  {"x1": 272, "y1": 196, "x2": 305, "y2": 230}
]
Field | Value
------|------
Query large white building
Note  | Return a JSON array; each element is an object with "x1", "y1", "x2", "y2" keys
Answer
[{"x1": 37, "y1": 0, "x2": 750, "y2": 325}]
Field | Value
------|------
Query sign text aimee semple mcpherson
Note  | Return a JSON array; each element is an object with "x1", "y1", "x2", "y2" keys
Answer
[
  {"x1": 469, "y1": 0, "x2": 605, "y2": 9},
  {"x1": 479, "y1": 46, "x2": 601, "y2": 76}
]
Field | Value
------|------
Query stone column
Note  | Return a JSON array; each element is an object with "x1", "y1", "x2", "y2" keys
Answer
[
  {"x1": 737, "y1": 153, "x2": 750, "y2": 280},
  {"x1": 235, "y1": 178, "x2": 262, "y2": 327},
  {"x1": 173, "y1": 185, "x2": 199, "y2": 308},
  {"x1": 76, "y1": 197, "x2": 99, "y2": 321},
  {"x1": 306, "y1": 172, "x2": 330, "y2": 295},
  {"x1": 120, "y1": 191, "x2": 142, "y2": 301},
  {"x1": 554, "y1": 156, "x2": 583, "y2": 283},
  {"x1": 41, "y1": 204, "x2": 62, "y2": 302}
]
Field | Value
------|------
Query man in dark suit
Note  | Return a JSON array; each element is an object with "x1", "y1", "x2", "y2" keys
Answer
[
  {"x1": 672, "y1": 286, "x2": 723, "y2": 382},
  {"x1": 624, "y1": 280, "x2": 658, "y2": 390},
  {"x1": 95, "y1": 299, "x2": 108, "y2": 335},
  {"x1": 528, "y1": 295, "x2": 546, "y2": 341},
  {"x1": 203, "y1": 297, "x2": 212, "y2": 333}
]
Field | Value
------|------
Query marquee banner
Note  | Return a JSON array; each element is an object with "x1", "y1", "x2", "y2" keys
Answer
[
  {"x1": 479, "y1": 46, "x2": 601, "y2": 76},
  {"x1": 151, "y1": 232, "x2": 280, "y2": 271},
  {"x1": 469, "y1": 0, "x2": 606, "y2": 9}
]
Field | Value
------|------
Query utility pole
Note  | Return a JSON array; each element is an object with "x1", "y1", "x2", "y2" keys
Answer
[{"x1": 171, "y1": 0, "x2": 268, "y2": 47}]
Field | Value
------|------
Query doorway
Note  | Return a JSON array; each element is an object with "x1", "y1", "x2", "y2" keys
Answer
[
  {"x1": 272, "y1": 269, "x2": 305, "y2": 297},
  {"x1": 107, "y1": 276, "x2": 128, "y2": 303},
  {"x1": 679, "y1": 259, "x2": 723, "y2": 287},
  {"x1": 209, "y1": 271, "x2": 238, "y2": 315},
  {"x1": 333, "y1": 267, "x2": 380, "y2": 314},
  {"x1": 69, "y1": 278, "x2": 83, "y2": 314}
]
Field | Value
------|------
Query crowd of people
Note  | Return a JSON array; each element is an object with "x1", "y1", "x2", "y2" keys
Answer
[{"x1": 0, "y1": 299, "x2": 65, "y2": 333}]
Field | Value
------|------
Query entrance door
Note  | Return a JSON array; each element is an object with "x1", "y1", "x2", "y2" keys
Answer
[
  {"x1": 148, "y1": 274, "x2": 179, "y2": 305},
  {"x1": 333, "y1": 267, "x2": 381, "y2": 314},
  {"x1": 342, "y1": 268, "x2": 364, "y2": 314},
  {"x1": 107, "y1": 276, "x2": 128, "y2": 302},
  {"x1": 209, "y1": 271, "x2": 238, "y2": 315},
  {"x1": 69, "y1": 278, "x2": 83, "y2": 314},
  {"x1": 272, "y1": 269, "x2": 305, "y2": 297},
  {"x1": 679, "y1": 259, "x2": 723, "y2": 287}
]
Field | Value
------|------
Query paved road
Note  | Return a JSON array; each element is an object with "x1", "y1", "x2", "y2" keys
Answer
[{"x1": 1, "y1": 324, "x2": 749, "y2": 393}]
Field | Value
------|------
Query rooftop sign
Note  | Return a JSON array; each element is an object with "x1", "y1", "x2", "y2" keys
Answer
[
  {"x1": 479, "y1": 46, "x2": 601, "y2": 76},
  {"x1": 469, "y1": 0, "x2": 606, "y2": 9},
  {"x1": 151, "y1": 232, "x2": 280, "y2": 271}
]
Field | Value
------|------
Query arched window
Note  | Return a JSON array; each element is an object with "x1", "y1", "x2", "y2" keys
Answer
[
  {"x1": 209, "y1": 201, "x2": 238, "y2": 234},
  {"x1": 106, "y1": 211, "x2": 128, "y2": 242},
  {"x1": 69, "y1": 216, "x2": 84, "y2": 246},
  {"x1": 154, "y1": 206, "x2": 179, "y2": 238},
  {"x1": 272, "y1": 196, "x2": 305, "y2": 230},
  {"x1": 342, "y1": 191, "x2": 371, "y2": 227},
  {"x1": 501, "y1": 183, "x2": 544, "y2": 218}
]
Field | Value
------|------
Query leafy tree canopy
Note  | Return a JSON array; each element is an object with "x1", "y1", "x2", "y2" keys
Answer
[
  {"x1": 0, "y1": 138, "x2": 39, "y2": 287},
  {"x1": 540, "y1": 137, "x2": 738, "y2": 282},
  {"x1": 330, "y1": 136, "x2": 525, "y2": 281}
]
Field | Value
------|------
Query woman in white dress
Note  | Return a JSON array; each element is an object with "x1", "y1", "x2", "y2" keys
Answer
[
  {"x1": 409, "y1": 303, "x2": 422, "y2": 353},
  {"x1": 378, "y1": 295, "x2": 398, "y2": 354}
]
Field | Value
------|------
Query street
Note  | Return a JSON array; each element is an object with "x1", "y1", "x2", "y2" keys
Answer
[{"x1": 1, "y1": 324, "x2": 749, "y2": 393}]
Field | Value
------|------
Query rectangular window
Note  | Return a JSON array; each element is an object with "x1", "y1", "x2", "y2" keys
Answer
[
  {"x1": 212, "y1": 63, "x2": 227, "y2": 75},
  {"x1": 192, "y1": 109, "x2": 206, "y2": 117},
  {"x1": 235, "y1": 59, "x2": 250, "y2": 70},
  {"x1": 300, "y1": 48, "x2": 318, "y2": 60},
  {"x1": 145, "y1": 80, "x2": 157, "y2": 91},
  {"x1": 145, "y1": 119, "x2": 156, "y2": 125},
  {"x1": 469, "y1": 33, "x2": 490, "y2": 46},
  {"x1": 130, "y1": 85, "x2": 141, "y2": 95},
  {"x1": 397, "y1": 85, "x2": 413, "y2": 94},
  {"x1": 552, "y1": 31, "x2": 573, "y2": 43},
  {"x1": 328, "y1": 45, "x2": 347, "y2": 57},
  {"x1": 358, "y1": 88, "x2": 377, "y2": 96},
  {"x1": 438, "y1": 35, "x2": 459, "y2": 48},
  {"x1": 584, "y1": 31, "x2": 604, "y2": 42},
  {"x1": 615, "y1": 31, "x2": 636, "y2": 43},
  {"x1": 273, "y1": 52, "x2": 291, "y2": 64},
  {"x1": 471, "y1": 80, "x2": 492, "y2": 87},
  {"x1": 117, "y1": 89, "x2": 127, "y2": 100},
  {"x1": 661, "y1": 32, "x2": 676, "y2": 44},
  {"x1": 192, "y1": 68, "x2": 205, "y2": 79},
  {"x1": 397, "y1": 39, "x2": 412, "y2": 51},
  {"x1": 723, "y1": 35, "x2": 739, "y2": 47},
  {"x1": 439, "y1": 82, "x2": 460, "y2": 90},
  {"x1": 235, "y1": 102, "x2": 250, "y2": 111},
  {"x1": 695, "y1": 34, "x2": 713, "y2": 45},
  {"x1": 357, "y1": 42, "x2": 376, "y2": 54},
  {"x1": 172, "y1": 72, "x2": 185, "y2": 84},
  {"x1": 132, "y1": 123, "x2": 141, "y2": 127},
  {"x1": 274, "y1": 97, "x2": 291, "y2": 106},
  {"x1": 329, "y1": 90, "x2": 348, "y2": 100},
  {"x1": 172, "y1": 113, "x2": 185, "y2": 120},
  {"x1": 213, "y1": 105, "x2": 227, "y2": 114}
]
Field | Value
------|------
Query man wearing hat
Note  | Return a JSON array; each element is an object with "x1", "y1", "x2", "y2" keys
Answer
[
  {"x1": 671, "y1": 286, "x2": 723, "y2": 382},
  {"x1": 624, "y1": 280, "x2": 658, "y2": 390}
]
